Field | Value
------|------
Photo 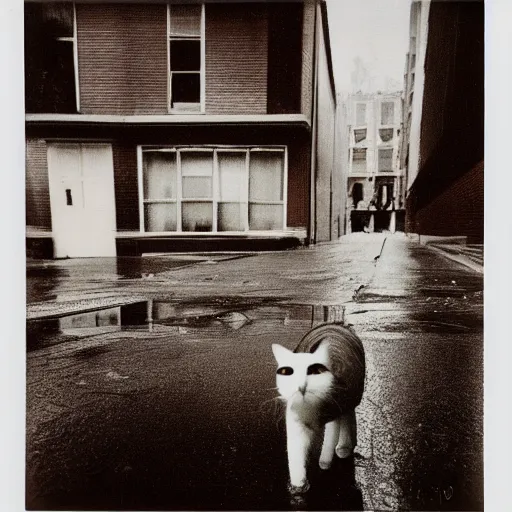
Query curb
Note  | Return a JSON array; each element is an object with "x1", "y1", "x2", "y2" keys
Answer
[{"x1": 426, "y1": 245, "x2": 483, "y2": 274}]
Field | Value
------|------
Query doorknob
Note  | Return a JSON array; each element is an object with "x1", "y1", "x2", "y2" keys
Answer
[{"x1": 65, "y1": 189, "x2": 73, "y2": 206}]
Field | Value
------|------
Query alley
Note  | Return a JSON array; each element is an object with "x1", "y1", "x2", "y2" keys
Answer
[{"x1": 25, "y1": 234, "x2": 483, "y2": 511}]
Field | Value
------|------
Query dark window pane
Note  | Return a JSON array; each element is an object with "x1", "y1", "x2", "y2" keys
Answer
[
  {"x1": 379, "y1": 128, "x2": 394, "y2": 142},
  {"x1": 354, "y1": 129, "x2": 367, "y2": 143},
  {"x1": 24, "y1": 4, "x2": 76, "y2": 113},
  {"x1": 41, "y1": 2, "x2": 74, "y2": 38},
  {"x1": 170, "y1": 40, "x2": 200, "y2": 71},
  {"x1": 171, "y1": 73, "x2": 200, "y2": 105},
  {"x1": 44, "y1": 41, "x2": 77, "y2": 113}
]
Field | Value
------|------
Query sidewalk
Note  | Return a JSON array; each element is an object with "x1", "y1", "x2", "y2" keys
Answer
[
  {"x1": 407, "y1": 234, "x2": 483, "y2": 274},
  {"x1": 27, "y1": 232, "x2": 387, "y2": 319}
]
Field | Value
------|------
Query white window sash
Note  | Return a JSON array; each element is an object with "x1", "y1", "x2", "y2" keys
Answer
[
  {"x1": 167, "y1": 3, "x2": 205, "y2": 114},
  {"x1": 138, "y1": 146, "x2": 287, "y2": 234}
]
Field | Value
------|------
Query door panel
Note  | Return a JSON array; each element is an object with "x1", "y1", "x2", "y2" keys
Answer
[{"x1": 47, "y1": 143, "x2": 116, "y2": 258}]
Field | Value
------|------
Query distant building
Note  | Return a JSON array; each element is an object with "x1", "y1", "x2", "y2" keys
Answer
[
  {"x1": 25, "y1": 0, "x2": 344, "y2": 258},
  {"x1": 401, "y1": 0, "x2": 484, "y2": 243},
  {"x1": 341, "y1": 92, "x2": 405, "y2": 234}
]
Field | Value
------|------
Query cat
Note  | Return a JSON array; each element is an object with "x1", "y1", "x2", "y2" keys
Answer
[{"x1": 271, "y1": 323, "x2": 365, "y2": 494}]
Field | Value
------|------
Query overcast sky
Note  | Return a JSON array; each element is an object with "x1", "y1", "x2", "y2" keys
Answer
[{"x1": 325, "y1": 0, "x2": 411, "y2": 95}]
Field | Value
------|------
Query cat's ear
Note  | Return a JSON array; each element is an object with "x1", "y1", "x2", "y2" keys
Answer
[
  {"x1": 272, "y1": 344, "x2": 292, "y2": 364},
  {"x1": 312, "y1": 340, "x2": 330, "y2": 365}
]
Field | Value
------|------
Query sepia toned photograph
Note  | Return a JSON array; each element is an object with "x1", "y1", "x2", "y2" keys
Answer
[{"x1": 19, "y1": 0, "x2": 486, "y2": 510}]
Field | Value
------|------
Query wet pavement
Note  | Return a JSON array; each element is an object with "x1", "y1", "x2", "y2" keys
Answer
[{"x1": 25, "y1": 234, "x2": 483, "y2": 511}]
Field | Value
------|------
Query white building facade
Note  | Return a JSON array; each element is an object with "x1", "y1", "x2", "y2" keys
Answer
[{"x1": 342, "y1": 92, "x2": 405, "y2": 233}]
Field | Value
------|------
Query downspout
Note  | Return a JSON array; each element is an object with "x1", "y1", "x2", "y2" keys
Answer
[{"x1": 308, "y1": 0, "x2": 319, "y2": 245}]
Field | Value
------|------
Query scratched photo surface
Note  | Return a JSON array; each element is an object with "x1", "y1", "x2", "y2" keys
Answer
[{"x1": 24, "y1": 1, "x2": 484, "y2": 510}]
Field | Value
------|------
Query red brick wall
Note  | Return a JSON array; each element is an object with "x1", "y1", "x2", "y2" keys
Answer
[
  {"x1": 287, "y1": 138, "x2": 310, "y2": 229},
  {"x1": 76, "y1": 4, "x2": 168, "y2": 114},
  {"x1": 110, "y1": 137, "x2": 309, "y2": 231},
  {"x1": 26, "y1": 138, "x2": 51, "y2": 229},
  {"x1": 301, "y1": 0, "x2": 315, "y2": 119},
  {"x1": 205, "y1": 3, "x2": 268, "y2": 114},
  {"x1": 406, "y1": 161, "x2": 484, "y2": 243},
  {"x1": 112, "y1": 143, "x2": 140, "y2": 231}
]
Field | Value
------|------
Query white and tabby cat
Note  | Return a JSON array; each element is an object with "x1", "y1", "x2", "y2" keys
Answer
[{"x1": 272, "y1": 324, "x2": 365, "y2": 494}]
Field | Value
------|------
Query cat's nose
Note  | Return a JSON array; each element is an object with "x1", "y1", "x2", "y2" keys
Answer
[{"x1": 298, "y1": 385, "x2": 307, "y2": 395}]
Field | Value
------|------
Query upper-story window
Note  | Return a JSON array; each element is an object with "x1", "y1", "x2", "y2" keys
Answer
[
  {"x1": 24, "y1": 2, "x2": 79, "y2": 113},
  {"x1": 378, "y1": 149, "x2": 394, "y2": 172},
  {"x1": 352, "y1": 148, "x2": 367, "y2": 173},
  {"x1": 354, "y1": 129, "x2": 367, "y2": 144},
  {"x1": 379, "y1": 128, "x2": 394, "y2": 143},
  {"x1": 168, "y1": 4, "x2": 204, "y2": 113},
  {"x1": 381, "y1": 101, "x2": 395, "y2": 125},
  {"x1": 355, "y1": 103, "x2": 367, "y2": 126}
]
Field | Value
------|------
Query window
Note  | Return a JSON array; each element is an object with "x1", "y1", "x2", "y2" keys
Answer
[
  {"x1": 378, "y1": 149, "x2": 394, "y2": 172},
  {"x1": 352, "y1": 148, "x2": 367, "y2": 173},
  {"x1": 354, "y1": 129, "x2": 367, "y2": 144},
  {"x1": 381, "y1": 102, "x2": 395, "y2": 125},
  {"x1": 168, "y1": 4, "x2": 204, "y2": 112},
  {"x1": 140, "y1": 147, "x2": 286, "y2": 232},
  {"x1": 379, "y1": 128, "x2": 394, "y2": 143},
  {"x1": 24, "y1": 2, "x2": 79, "y2": 113},
  {"x1": 355, "y1": 103, "x2": 367, "y2": 126},
  {"x1": 351, "y1": 183, "x2": 364, "y2": 208}
]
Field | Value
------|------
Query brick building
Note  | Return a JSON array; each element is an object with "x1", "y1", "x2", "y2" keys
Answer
[
  {"x1": 25, "y1": 0, "x2": 344, "y2": 258},
  {"x1": 341, "y1": 91, "x2": 405, "y2": 234},
  {"x1": 401, "y1": 0, "x2": 484, "y2": 244}
]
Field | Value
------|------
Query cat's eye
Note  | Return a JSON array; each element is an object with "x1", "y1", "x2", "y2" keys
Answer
[
  {"x1": 277, "y1": 366, "x2": 294, "y2": 376},
  {"x1": 307, "y1": 364, "x2": 328, "y2": 375}
]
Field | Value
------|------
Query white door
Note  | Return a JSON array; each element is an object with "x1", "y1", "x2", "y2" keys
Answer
[{"x1": 47, "y1": 143, "x2": 117, "y2": 258}]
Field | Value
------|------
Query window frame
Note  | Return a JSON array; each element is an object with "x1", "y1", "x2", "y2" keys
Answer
[
  {"x1": 167, "y1": 3, "x2": 205, "y2": 114},
  {"x1": 380, "y1": 101, "x2": 395, "y2": 126},
  {"x1": 26, "y1": 1, "x2": 80, "y2": 113},
  {"x1": 137, "y1": 145, "x2": 288, "y2": 234},
  {"x1": 353, "y1": 128, "x2": 367, "y2": 144},
  {"x1": 53, "y1": 2, "x2": 80, "y2": 112},
  {"x1": 378, "y1": 148, "x2": 394, "y2": 173},
  {"x1": 351, "y1": 148, "x2": 367, "y2": 174},
  {"x1": 354, "y1": 102, "x2": 367, "y2": 127}
]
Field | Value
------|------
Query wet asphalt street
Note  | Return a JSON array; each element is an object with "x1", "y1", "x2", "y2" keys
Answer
[{"x1": 25, "y1": 234, "x2": 483, "y2": 511}]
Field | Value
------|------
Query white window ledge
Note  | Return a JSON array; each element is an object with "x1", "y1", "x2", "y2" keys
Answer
[{"x1": 115, "y1": 229, "x2": 307, "y2": 239}]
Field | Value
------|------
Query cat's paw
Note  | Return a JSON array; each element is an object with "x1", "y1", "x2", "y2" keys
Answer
[
  {"x1": 319, "y1": 458, "x2": 332, "y2": 470},
  {"x1": 335, "y1": 445, "x2": 354, "y2": 459},
  {"x1": 288, "y1": 480, "x2": 310, "y2": 495}
]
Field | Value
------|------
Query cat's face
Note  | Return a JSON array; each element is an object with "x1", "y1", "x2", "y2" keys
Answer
[{"x1": 272, "y1": 342, "x2": 334, "y2": 410}]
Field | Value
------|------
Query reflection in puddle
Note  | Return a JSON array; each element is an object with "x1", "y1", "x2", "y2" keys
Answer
[{"x1": 26, "y1": 300, "x2": 347, "y2": 352}]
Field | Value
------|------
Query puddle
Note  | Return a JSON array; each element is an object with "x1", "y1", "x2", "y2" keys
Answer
[{"x1": 26, "y1": 299, "x2": 347, "y2": 352}]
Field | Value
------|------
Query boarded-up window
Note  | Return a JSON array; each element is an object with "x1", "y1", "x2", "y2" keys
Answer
[
  {"x1": 378, "y1": 149, "x2": 393, "y2": 172},
  {"x1": 354, "y1": 129, "x2": 367, "y2": 143},
  {"x1": 352, "y1": 148, "x2": 367, "y2": 173},
  {"x1": 381, "y1": 102, "x2": 395, "y2": 125},
  {"x1": 356, "y1": 103, "x2": 367, "y2": 125},
  {"x1": 169, "y1": 5, "x2": 202, "y2": 111},
  {"x1": 24, "y1": 2, "x2": 77, "y2": 113},
  {"x1": 379, "y1": 128, "x2": 394, "y2": 143}
]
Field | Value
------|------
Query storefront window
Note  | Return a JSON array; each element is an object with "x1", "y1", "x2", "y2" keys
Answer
[{"x1": 141, "y1": 147, "x2": 286, "y2": 232}]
